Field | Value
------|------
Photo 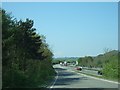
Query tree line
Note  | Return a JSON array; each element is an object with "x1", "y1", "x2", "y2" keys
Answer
[
  {"x1": 2, "y1": 9, "x2": 56, "y2": 88},
  {"x1": 77, "y1": 50, "x2": 119, "y2": 80}
]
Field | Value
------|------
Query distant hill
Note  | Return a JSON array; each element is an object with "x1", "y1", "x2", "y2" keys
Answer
[
  {"x1": 53, "y1": 50, "x2": 118, "y2": 66},
  {"x1": 77, "y1": 50, "x2": 118, "y2": 68},
  {"x1": 104, "y1": 50, "x2": 118, "y2": 56},
  {"x1": 94, "y1": 50, "x2": 118, "y2": 61},
  {"x1": 53, "y1": 50, "x2": 118, "y2": 62}
]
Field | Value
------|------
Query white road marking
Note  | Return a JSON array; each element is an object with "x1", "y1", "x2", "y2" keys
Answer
[
  {"x1": 66, "y1": 69, "x2": 120, "y2": 85},
  {"x1": 52, "y1": 65, "x2": 119, "y2": 88},
  {"x1": 78, "y1": 73, "x2": 120, "y2": 84},
  {"x1": 50, "y1": 70, "x2": 58, "y2": 89}
]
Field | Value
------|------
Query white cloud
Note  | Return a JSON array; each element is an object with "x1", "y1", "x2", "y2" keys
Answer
[{"x1": 54, "y1": 51, "x2": 64, "y2": 57}]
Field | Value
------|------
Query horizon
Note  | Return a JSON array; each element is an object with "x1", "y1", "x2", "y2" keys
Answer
[
  {"x1": 2, "y1": 2, "x2": 118, "y2": 58},
  {"x1": 54, "y1": 49, "x2": 118, "y2": 58}
]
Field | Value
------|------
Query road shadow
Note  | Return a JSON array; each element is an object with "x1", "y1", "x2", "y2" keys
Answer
[
  {"x1": 54, "y1": 68, "x2": 88, "y2": 86},
  {"x1": 54, "y1": 68, "x2": 67, "y2": 71},
  {"x1": 58, "y1": 72, "x2": 76, "y2": 76},
  {"x1": 55, "y1": 77, "x2": 80, "y2": 85},
  {"x1": 50, "y1": 88, "x2": 118, "y2": 90},
  {"x1": 55, "y1": 76, "x2": 88, "y2": 86}
]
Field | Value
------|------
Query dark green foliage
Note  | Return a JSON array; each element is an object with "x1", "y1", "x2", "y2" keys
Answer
[
  {"x1": 78, "y1": 56, "x2": 94, "y2": 68},
  {"x1": 2, "y1": 9, "x2": 55, "y2": 88},
  {"x1": 52, "y1": 59, "x2": 61, "y2": 65}
]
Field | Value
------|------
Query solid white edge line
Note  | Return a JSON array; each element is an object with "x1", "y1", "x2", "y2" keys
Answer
[
  {"x1": 50, "y1": 70, "x2": 58, "y2": 89},
  {"x1": 66, "y1": 69, "x2": 120, "y2": 85},
  {"x1": 79, "y1": 73, "x2": 120, "y2": 84},
  {"x1": 52, "y1": 65, "x2": 120, "y2": 87}
]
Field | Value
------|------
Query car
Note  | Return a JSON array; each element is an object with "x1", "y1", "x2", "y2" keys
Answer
[
  {"x1": 60, "y1": 62, "x2": 63, "y2": 65},
  {"x1": 98, "y1": 70, "x2": 102, "y2": 75},
  {"x1": 76, "y1": 67, "x2": 82, "y2": 71}
]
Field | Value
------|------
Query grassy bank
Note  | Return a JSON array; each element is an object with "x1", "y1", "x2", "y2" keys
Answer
[{"x1": 76, "y1": 70, "x2": 118, "y2": 82}]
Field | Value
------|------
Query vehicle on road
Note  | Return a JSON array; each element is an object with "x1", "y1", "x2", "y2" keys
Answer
[
  {"x1": 60, "y1": 62, "x2": 63, "y2": 66},
  {"x1": 64, "y1": 61, "x2": 67, "y2": 66},
  {"x1": 98, "y1": 70, "x2": 103, "y2": 75},
  {"x1": 76, "y1": 67, "x2": 82, "y2": 71}
]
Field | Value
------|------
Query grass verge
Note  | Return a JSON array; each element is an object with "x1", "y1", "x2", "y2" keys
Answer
[{"x1": 75, "y1": 70, "x2": 118, "y2": 82}]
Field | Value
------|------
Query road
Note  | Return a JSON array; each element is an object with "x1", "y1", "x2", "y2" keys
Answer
[
  {"x1": 50, "y1": 64, "x2": 119, "y2": 89},
  {"x1": 63, "y1": 65, "x2": 101, "y2": 76}
]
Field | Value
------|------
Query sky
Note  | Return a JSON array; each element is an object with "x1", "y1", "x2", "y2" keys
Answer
[{"x1": 2, "y1": 2, "x2": 118, "y2": 57}]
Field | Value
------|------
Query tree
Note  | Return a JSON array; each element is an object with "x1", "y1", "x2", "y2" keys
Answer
[
  {"x1": 2, "y1": 9, "x2": 55, "y2": 88},
  {"x1": 103, "y1": 59, "x2": 118, "y2": 79}
]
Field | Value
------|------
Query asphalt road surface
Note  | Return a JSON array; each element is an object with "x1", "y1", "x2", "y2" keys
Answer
[
  {"x1": 62, "y1": 65, "x2": 101, "y2": 76},
  {"x1": 50, "y1": 64, "x2": 119, "y2": 89}
]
